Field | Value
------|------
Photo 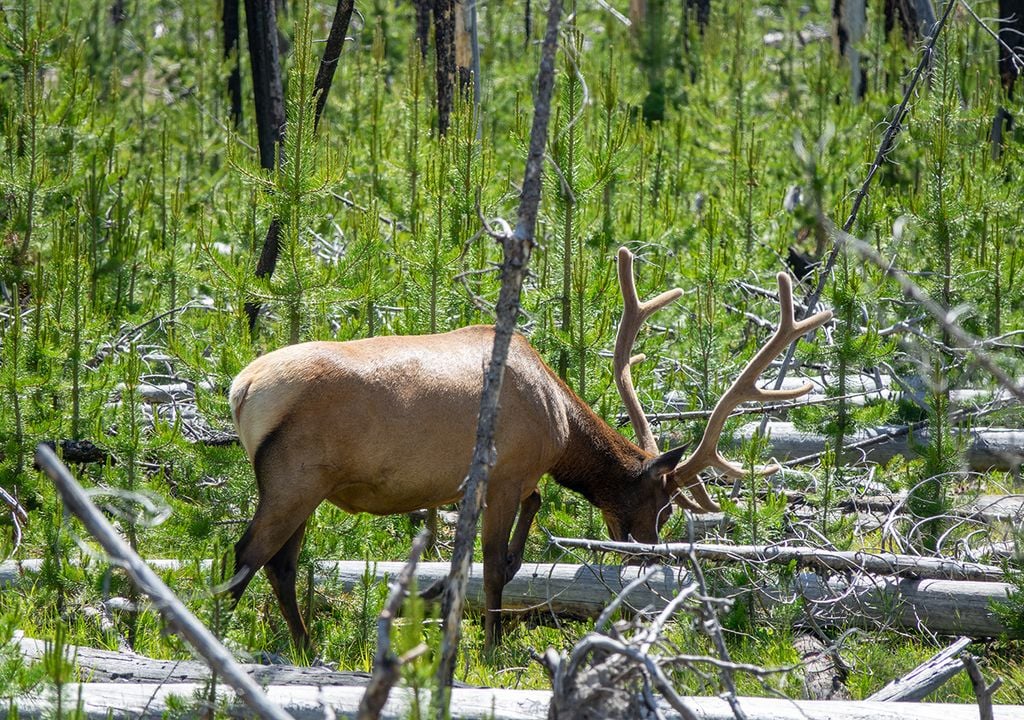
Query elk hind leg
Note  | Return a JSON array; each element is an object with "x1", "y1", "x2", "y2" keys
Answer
[{"x1": 264, "y1": 521, "x2": 310, "y2": 653}]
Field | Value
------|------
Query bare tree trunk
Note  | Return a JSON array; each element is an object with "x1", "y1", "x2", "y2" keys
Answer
[
  {"x1": 884, "y1": 0, "x2": 937, "y2": 44},
  {"x1": 434, "y1": 0, "x2": 456, "y2": 135},
  {"x1": 688, "y1": 0, "x2": 710, "y2": 32},
  {"x1": 414, "y1": 0, "x2": 432, "y2": 58},
  {"x1": 244, "y1": 0, "x2": 285, "y2": 171},
  {"x1": 243, "y1": 0, "x2": 286, "y2": 333},
  {"x1": 223, "y1": 0, "x2": 243, "y2": 126},
  {"x1": 999, "y1": 0, "x2": 1024, "y2": 95},
  {"x1": 455, "y1": 0, "x2": 473, "y2": 92},
  {"x1": 833, "y1": 0, "x2": 868, "y2": 100},
  {"x1": 313, "y1": 0, "x2": 355, "y2": 132}
]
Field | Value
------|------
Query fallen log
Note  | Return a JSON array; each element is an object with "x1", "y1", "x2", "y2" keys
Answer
[
  {"x1": 868, "y1": 637, "x2": 972, "y2": 702},
  {"x1": 837, "y1": 493, "x2": 1024, "y2": 525},
  {"x1": 794, "y1": 574, "x2": 1013, "y2": 639},
  {"x1": 13, "y1": 634, "x2": 371, "y2": 686},
  {"x1": 2, "y1": 560, "x2": 1016, "y2": 638},
  {"x1": 793, "y1": 631, "x2": 850, "y2": 700},
  {"x1": 735, "y1": 421, "x2": 1024, "y2": 473},
  {"x1": 548, "y1": 537, "x2": 1007, "y2": 583},
  {"x1": 7, "y1": 682, "x2": 1022, "y2": 720}
]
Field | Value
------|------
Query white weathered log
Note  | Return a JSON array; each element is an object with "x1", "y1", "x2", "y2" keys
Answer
[
  {"x1": 3, "y1": 559, "x2": 1016, "y2": 638},
  {"x1": 794, "y1": 574, "x2": 1013, "y2": 639},
  {"x1": 735, "y1": 421, "x2": 1024, "y2": 473},
  {"x1": 13, "y1": 634, "x2": 371, "y2": 686},
  {"x1": 838, "y1": 493, "x2": 1024, "y2": 525},
  {"x1": 868, "y1": 637, "x2": 972, "y2": 702},
  {"x1": 8, "y1": 683, "x2": 1024, "y2": 720},
  {"x1": 549, "y1": 537, "x2": 1007, "y2": 583}
]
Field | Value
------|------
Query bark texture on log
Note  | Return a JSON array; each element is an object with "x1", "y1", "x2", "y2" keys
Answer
[
  {"x1": 9, "y1": 684, "x2": 1022, "y2": 720},
  {"x1": 794, "y1": 631, "x2": 851, "y2": 700},
  {"x1": 795, "y1": 573, "x2": 1013, "y2": 639}
]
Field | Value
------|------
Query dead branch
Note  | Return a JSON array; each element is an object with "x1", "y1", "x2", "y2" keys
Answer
[
  {"x1": 435, "y1": 1, "x2": 562, "y2": 712},
  {"x1": 841, "y1": 228, "x2": 1024, "y2": 405},
  {"x1": 358, "y1": 529, "x2": 430, "y2": 720},
  {"x1": 960, "y1": 653, "x2": 1003, "y2": 720},
  {"x1": 34, "y1": 444, "x2": 294, "y2": 720},
  {"x1": 769, "y1": 0, "x2": 958, "y2": 401}
]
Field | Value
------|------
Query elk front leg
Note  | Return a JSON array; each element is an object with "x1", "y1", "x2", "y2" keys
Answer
[{"x1": 505, "y1": 491, "x2": 541, "y2": 583}]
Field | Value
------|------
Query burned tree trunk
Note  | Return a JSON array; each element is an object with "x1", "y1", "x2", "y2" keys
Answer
[
  {"x1": 223, "y1": 0, "x2": 243, "y2": 126},
  {"x1": 243, "y1": 0, "x2": 286, "y2": 332},
  {"x1": 313, "y1": 0, "x2": 356, "y2": 132},
  {"x1": 455, "y1": 0, "x2": 473, "y2": 92},
  {"x1": 884, "y1": 0, "x2": 937, "y2": 45},
  {"x1": 999, "y1": 0, "x2": 1024, "y2": 95},
  {"x1": 434, "y1": 0, "x2": 456, "y2": 135},
  {"x1": 414, "y1": 0, "x2": 432, "y2": 58},
  {"x1": 243, "y1": 0, "x2": 285, "y2": 171}
]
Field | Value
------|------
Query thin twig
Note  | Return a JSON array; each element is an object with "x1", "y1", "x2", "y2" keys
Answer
[{"x1": 959, "y1": 0, "x2": 1024, "y2": 75}]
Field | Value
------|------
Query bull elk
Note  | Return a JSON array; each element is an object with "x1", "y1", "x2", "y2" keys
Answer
[{"x1": 227, "y1": 247, "x2": 832, "y2": 650}]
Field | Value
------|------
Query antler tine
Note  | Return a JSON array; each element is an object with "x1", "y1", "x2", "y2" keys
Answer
[
  {"x1": 614, "y1": 247, "x2": 683, "y2": 455},
  {"x1": 670, "y1": 272, "x2": 833, "y2": 512}
]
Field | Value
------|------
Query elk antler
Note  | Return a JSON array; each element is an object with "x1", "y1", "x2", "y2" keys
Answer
[
  {"x1": 614, "y1": 247, "x2": 683, "y2": 457},
  {"x1": 669, "y1": 272, "x2": 833, "y2": 512}
]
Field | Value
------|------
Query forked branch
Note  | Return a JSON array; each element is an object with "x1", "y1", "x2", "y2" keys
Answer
[{"x1": 670, "y1": 273, "x2": 832, "y2": 506}]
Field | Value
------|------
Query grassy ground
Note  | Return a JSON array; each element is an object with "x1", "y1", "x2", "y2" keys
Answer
[{"x1": 1, "y1": 0, "x2": 1023, "y2": 707}]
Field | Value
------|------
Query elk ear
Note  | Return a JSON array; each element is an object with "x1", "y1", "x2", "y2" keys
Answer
[{"x1": 642, "y1": 444, "x2": 689, "y2": 481}]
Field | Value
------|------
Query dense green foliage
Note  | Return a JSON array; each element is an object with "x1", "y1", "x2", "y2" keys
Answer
[{"x1": 1, "y1": 0, "x2": 1022, "y2": 707}]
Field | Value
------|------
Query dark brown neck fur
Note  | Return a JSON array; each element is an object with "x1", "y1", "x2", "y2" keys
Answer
[{"x1": 549, "y1": 390, "x2": 650, "y2": 509}]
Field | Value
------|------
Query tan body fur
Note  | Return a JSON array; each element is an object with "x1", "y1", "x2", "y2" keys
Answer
[{"x1": 228, "y1": 325, "x2": 687, "y2": 649}]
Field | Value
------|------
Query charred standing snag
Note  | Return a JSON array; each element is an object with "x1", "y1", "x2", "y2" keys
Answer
[{"x1": 226, "y1": 251, "x2": 831, "y2": 651}]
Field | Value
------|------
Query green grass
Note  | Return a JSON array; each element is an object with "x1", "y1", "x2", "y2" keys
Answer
[{"x1": 0, "y1": 0, "x2": 1022, "y2": 707}]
